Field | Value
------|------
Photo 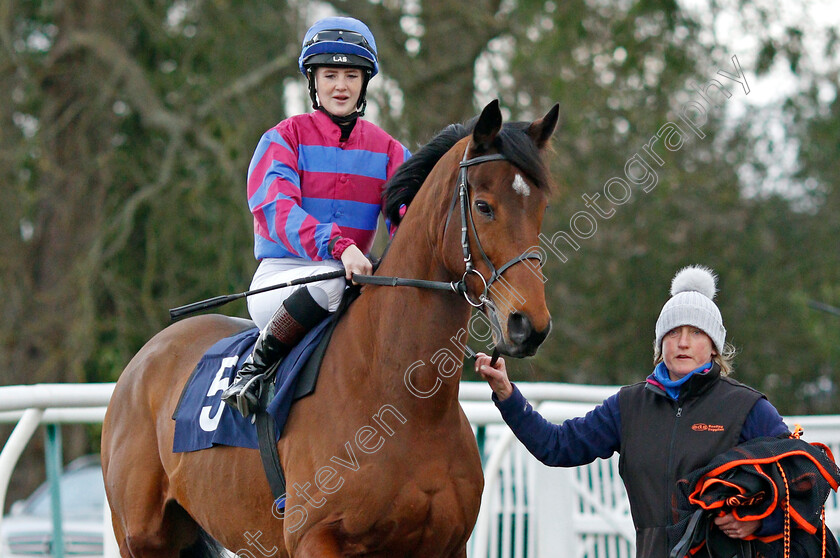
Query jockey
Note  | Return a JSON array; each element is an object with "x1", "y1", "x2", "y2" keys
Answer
[{"x1": 222, "y1": 16, "x2": 410, "y2": 417}]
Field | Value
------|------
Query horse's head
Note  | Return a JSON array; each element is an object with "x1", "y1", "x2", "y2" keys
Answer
[
  {"x1": 385, "y1": 100, "x2": 558, "y2": 358},
  {"x1": 448, "y1": 100, "x2": 559, "y2": 358}
]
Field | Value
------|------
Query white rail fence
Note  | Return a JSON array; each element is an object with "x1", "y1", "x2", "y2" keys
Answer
[{"x1": 1, "y1": 382, "x2": 839, "y2": 558}]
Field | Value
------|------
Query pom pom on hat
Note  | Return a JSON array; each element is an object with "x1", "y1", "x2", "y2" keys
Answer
[
  {"x1": 655, "y1": 265, "x2": 726, "y2": 353},
  {"x1": 670, "y1": 265, "x2": 718, "y2": 299}
]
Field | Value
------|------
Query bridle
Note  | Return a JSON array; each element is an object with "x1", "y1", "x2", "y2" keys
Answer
[
  {"x1": 361, "y1": 144, "x2": 544, "y2": 309},
  {"x1": 451, "y1": 147, "x2": 544, "y2": 307}
]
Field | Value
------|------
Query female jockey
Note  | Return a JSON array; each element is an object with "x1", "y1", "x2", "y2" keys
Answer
[{"x1": 222, "y1": 16, "x2": 410, "y2": 416}]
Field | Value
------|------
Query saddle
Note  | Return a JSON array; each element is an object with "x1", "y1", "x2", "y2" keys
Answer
[{"x1": 251, "y1": 286, "x2": 362, "y2": 507}]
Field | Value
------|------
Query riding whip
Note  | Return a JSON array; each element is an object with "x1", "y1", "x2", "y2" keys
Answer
[{"x1": 168, "y1": 269, "x2": 347, "y2": 321}]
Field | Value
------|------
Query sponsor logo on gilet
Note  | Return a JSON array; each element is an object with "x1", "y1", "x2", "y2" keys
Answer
[{"x1": 691, "y1": 423, "x2": 725, "y2": 432}]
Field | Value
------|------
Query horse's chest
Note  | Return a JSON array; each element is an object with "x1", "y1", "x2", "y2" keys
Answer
[
  {"x1": 371, "y1": 459, "x2": 483, "y2": 547},
  {"x1": 339, "y1": 476, "x2": 480, "y2": 556},
  {"x1": 289, "y1": 447, "x2": 480, "y2": 555},
  {"x1": 285, "y1": 405, "x2": 483, "y2": 554}
]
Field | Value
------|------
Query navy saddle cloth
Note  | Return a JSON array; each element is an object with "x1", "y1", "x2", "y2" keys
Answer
[{"x1": 172, "y1": 317, "x2": 332, "y2": 453}]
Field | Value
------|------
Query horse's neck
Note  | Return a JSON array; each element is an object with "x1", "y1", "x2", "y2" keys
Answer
[{"x1": 349, "y1": 177, "x2": 471, "y2": 415}]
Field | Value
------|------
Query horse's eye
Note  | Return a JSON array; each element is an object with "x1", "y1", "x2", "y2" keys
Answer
[{"x1": 475, "y1": 200, "x2": 494, "y2": 218}]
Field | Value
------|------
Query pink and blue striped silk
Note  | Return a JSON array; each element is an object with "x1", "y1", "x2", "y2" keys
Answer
[{"x1": 247, "y1": 110, "x2": 409, "y2": 261}]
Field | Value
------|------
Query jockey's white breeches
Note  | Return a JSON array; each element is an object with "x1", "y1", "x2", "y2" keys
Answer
[{"x1": 246, "y1": 258, "x2": 346, "y2": 330}]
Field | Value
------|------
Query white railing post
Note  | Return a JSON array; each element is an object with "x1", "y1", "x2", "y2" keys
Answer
[
  {"x1": 0, "y1": 408, "x2": 45, "y2": 537},
  {"x1": 533, "y1": 465, "x2": 575, "y2": 558},
  {"x1": 472, "y1": 428, "x2": 518, "y2": 557}
]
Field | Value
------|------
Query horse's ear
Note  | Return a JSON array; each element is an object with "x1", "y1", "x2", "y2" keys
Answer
[
  {"x1": 527, "y1": 103, "x2": 560, "y2": 149},
  {"x1": 472, "y1": 99, "x2": 503, "y2": 151}
]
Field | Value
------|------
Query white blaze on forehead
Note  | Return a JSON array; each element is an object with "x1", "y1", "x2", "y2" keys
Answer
[{"x1": 512, "y1": 174, "x2": 530, "y2": 197}]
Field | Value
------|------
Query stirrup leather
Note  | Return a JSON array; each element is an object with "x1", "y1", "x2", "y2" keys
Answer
[{"x1": 222, "y1": 286, "x2": 331, "y2": 418}]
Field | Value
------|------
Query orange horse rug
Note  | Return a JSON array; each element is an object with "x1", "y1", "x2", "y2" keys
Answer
[{"x1": 669, "y1": 435, "x2": 840, "y2": 558}]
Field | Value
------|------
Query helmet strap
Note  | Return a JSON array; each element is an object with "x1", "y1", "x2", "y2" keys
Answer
[
  {"x1": 356, "y1": 70, "x2": 371, "y2": 117},
  {"x1": 307, "y1": 68, "x2": 319, "y2": 110}
]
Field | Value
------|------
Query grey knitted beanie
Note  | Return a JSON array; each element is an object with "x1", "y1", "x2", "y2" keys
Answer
[{"x1": 654, "y1": 265, "x2": 726, "y2": 353}]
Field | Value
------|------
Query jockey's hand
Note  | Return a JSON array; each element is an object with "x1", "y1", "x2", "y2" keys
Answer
[
  {"x1": 475, "y1": 352, "x2": 513, "y2": 401},
  {"x1": 340, "y1": 244, "x2": 373, "y2": 283},
  {"x1": 714, "y1": 512, "x2": 761, "y2": 539}
]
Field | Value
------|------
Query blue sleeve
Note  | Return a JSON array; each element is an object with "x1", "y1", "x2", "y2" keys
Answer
[
  {"x1": 493, "y1": 384, "x2": 622, "y2": 467},
  {"x1": 740, "y1": 397, "x2": 789, "y2": 537},
  {"x1": 739, "y1": 398, "x2": 789, "y2": 442}
]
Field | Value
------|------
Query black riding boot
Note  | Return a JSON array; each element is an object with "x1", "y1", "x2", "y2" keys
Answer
[{"x1": 221, "y1": 285, "x2": 330, "y2": 417}]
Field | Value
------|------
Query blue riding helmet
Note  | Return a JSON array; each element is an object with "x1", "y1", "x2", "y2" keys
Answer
[{"x1": 298, "y1": 17, "x2": 379, "y2": 77}]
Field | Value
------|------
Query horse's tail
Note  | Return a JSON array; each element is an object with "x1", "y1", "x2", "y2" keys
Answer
[{"x1": 180, "y1": 528, "x2": 227, "y2": 558}]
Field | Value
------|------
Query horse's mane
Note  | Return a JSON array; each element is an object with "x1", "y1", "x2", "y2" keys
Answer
[{"x1": 384, "y1": 117, "x2": 551, "y2": 225}]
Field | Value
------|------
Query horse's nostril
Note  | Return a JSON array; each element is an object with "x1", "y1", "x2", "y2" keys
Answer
[
  {"x1": 507, "y1": 314, "x2": 551, "y2": 355},
  {"x1": 508, "y1": 312, "x2": 533, "y2": 345}
]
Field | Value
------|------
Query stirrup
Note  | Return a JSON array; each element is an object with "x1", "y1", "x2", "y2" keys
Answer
[{"x1": 222, "y1": 373, "x2": 266, "y2": 418}]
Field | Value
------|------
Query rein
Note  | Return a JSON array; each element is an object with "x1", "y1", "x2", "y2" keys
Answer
[{"x1": 353, "y1": 273, "x2": 463, "y2": 293}]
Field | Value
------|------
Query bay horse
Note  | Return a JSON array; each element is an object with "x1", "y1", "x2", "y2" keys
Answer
[{"x1": 101, "y1": 99, "x2": 558, "y2": 557}]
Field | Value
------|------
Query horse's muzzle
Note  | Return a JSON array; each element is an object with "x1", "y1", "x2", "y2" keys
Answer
[{"x1": 503, "y1": 312, "x2": 551, "y2": 357}]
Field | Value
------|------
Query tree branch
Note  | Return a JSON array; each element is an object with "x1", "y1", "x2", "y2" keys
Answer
[
  {"x1": 62, "y1": 29, "x2": 189, "y2": 135},
  {"x1": 196, "y1": 45, "x2": 298, "y2": 119}
]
